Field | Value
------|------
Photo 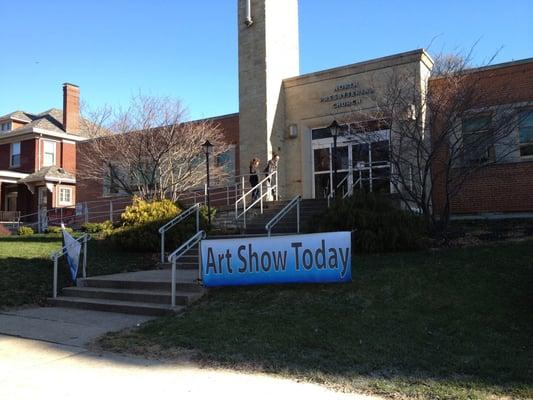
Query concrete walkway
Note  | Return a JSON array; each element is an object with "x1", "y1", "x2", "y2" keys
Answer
[
  {"x1": 0, "y1": 307, "x2": 382, "y2": 399},
  {"x1": 0, "y1": 335, "x2": 382, "y2": 400},
  {"x1": 0, "y1": 307, "x2": 153, "y2": 346}
]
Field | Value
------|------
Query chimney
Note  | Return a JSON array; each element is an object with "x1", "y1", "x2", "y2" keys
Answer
[{"x1": 62, "y1": 83, "x2": 80, "y2": 134}]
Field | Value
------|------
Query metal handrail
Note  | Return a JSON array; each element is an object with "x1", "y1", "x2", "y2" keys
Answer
[
  {"x1": 50, "y1": 233, "x2": 92, "y2": 298},
  {"x1": 168, "y1": 230, "x2": 206, "y2": 307},
  {"x1": 327, "y1": 174, "x2": 350, "y2": 207},
  {"x1": 327, "y1": 175, "x2": 363, "y2": 207},
  {"x1": 235, "y1": 171, "x2": 278, "y2": 228},
  {"x1": 266, "y1": 195, "x2": 301, "y2": 237},
  {"x1": 159, "y1": 203, "x2": 200, "y2": 263}
]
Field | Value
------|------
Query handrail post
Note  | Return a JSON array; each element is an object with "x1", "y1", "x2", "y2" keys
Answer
[
  {"x1": 198, "y1": 241, "x2": 202, "y2": 282},
  {"x1": 297, "y1": 198, "x2": 300, "y2": 233},
  {"x1": 196, "y1": 205, "x2": 200, "y2": 232},
  {"x1": 171, "y1": 257, "x2": 176, "y2": 307},
  {"x1": 243, "y1": 196, "x2": 247, "y2": 229},
  {"x1": 109, "y1": 200, "x2": 114, "y2": 223},
  {"x1": 275, "y1": 171, "x2": 279, "y2": 201},
  {"x1": 241, "y1": 176, "x2": 245, "y2": 198},
  {"x1": 53, "y1": 256, "x2": 58, "y2": 298},
  {"x1": 83, "y1": 235, "x2": 87, "y2": 279},
  {"x1": 161, "y1": 230, "x2": 165, "y2": 263},
  {"x1": 84, "y1": 202, "x2": 89, "y2": 224},
  {"x1": 260, "y1": 184, "x2": 263, "y2": 214}
]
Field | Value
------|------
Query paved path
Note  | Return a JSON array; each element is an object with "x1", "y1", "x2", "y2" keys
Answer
[
  {"x1": 0, "y1": 307, "x2": 382, "y2": 399},
  {"x1": 0, "y1": 307, "x2": 152, "y2": 346}
]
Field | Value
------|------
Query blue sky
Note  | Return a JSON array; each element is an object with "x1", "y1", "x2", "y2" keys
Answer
[{"x1": 1, "y1": 0, "x2": 532, "y2": 120}]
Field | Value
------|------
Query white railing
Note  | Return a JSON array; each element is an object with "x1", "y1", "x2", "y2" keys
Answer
[
  {"x1": 158, "y1": 203, "x2": 200, "y2": 263},
  {"x1": 327, "y1": 174, "x2": 352, "y2": 207},
  {"x1": 266, "y1": 195, "x2": 301, "y2": 237},
  {"x1": 50, "y1": 233, "x2": 91, "y2": 298},
  {"x1": 177, "y1": 173, "x2": 257, "y2": 207},
  {"x1": 235, "y1": 171, "x2": 278, "y2": 229},
  {"x1": 168, "y1": 230, "x2": 206, "y2": 307},
  {"x1": 18, "y1": 196, "x2": 132, "y2": 232}
]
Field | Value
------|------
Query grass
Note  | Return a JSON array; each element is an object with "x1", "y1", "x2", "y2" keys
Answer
[
  {"x1": 98, "y1": 240, "x2": 533, "y2": 399},
  {"x1": 0, "y1": 234, "x2": 157, "y2": 309}
]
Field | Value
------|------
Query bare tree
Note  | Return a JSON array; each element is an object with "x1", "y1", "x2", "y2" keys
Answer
[
  {"x1": 78, "y1": 95, "x2": 230, "y2": 202},
  {"x1": 336, "y1": 51, "x2": 531, "y2": 235}
]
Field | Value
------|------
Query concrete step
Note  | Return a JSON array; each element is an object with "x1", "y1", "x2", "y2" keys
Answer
[
  {"x1": 62, "y1": 287, "x2": 203, "y2": 306},
  {"x1": 47, "y1": 296, "x2": 181, "y2": 316},
  {"x1": 81, "y1": 278, "x2": 203, "y2": 293}
]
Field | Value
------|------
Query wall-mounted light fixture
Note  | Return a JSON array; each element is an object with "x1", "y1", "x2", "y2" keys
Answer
[{"x1": 288, "y1": 124, "x2": 298, "y2": 139}]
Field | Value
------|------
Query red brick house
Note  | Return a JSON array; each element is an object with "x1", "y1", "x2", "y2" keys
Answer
[{"x1": 0, "y1": 84, "x2": 89, "y2": 226}]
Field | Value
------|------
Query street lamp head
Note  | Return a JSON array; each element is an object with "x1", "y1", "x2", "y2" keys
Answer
[
  {"x1": 202, "y1": 140, "x2": 214, "y2": 155},
  {"x1": 328, "y1": 120, "x2": 340, "y2": 137}
]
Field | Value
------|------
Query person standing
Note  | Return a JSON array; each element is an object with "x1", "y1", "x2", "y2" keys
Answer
[
  {"x1": 249, "y1": 158, "x2": 260, "y2": 201},
  {"x1": 264, "y1": 153, "x2": 280, "y2": 201}
]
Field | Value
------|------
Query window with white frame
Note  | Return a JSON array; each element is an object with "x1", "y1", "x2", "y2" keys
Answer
[
  {"x1": 462, "y1": 115, "x2": 495, "y2": 164},
  {"x1": 58, "y1": 187, "x2": 73, "y2": 205},
  {"x1": 10, "y1": 142, "x2": 21, "y2": 167},
  {"x1": 518, "y1": 110, "x2": 533, "y2": 157},
  {"x1": 1, "y1": 122, "x2": 11, "y2": 132},
  {"x1": 43, "y1": 140, "x2": 56, "y2": 166}
]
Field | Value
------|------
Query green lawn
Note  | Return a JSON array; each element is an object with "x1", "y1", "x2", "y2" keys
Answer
[
  {"x1": 0, "y1": 234, "x2": 156, "y2": 308},
  {"x1": 99, "y1": 240, "x2": 533, "y2": 399}
]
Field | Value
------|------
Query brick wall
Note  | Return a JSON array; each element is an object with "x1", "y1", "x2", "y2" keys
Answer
[
  {"x1": 76, "y1": 113, "x2": 240, "y2": 204},
  {"x1": 0, "y1": 138, "x2": 37, "y2": 172},
  {"x1": 430, "y1": 60, "x2": 533, "y2": 215}
]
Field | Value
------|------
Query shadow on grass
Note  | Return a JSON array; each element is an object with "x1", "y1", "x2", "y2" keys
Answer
[
  {"x1": 0, "y1": 238, "x2": 159, "y2": 309},
  {"x1": 98, "y1": 241, "x2": 533, "y2": 399}
]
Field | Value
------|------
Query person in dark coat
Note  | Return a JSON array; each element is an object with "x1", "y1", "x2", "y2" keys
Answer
[
  {"x1": 264, "y1": 153, "x2": 280, "y2": 200},
  {"x1": 249, "y1": 158, "x2": 260, "y2": 201}
]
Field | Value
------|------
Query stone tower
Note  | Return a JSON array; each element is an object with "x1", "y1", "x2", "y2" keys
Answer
[{"x1": 238, "y1": 0, "x2": 300, "y2": 178}]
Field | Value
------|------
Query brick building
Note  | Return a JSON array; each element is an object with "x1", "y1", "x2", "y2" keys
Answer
[
  {"x1": 0, "y1": 84, "x2": 88, "y2": 226},
  {"x1": 2, "y1": 0, "x2": 532, "y2": 225},
  {"x1": 430, "y1": 60, "x2": 533, "y2": 216}
]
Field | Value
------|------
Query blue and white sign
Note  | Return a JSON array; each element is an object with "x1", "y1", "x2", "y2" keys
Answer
[{"x1": 201, "y1": 232, "x2": 351, "y2": 287}]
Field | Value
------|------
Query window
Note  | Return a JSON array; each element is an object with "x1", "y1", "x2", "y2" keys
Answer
[
  {"x1": 10, "y1": 142, "x2": 21, "y2": 167},
  {"x1": 58, "y1": 187, "x2": 73, "y2": 205},
  {"x1": 43, "y1": 140, "x2": 56, "y2": 166},
  {"x1": 462, "y1": 115, "x2": 495, "y2": 164},
  {"x1": 1, "y1": 122, "x2": 11, "y2": 132},
  {"x1": 518, "y1": 110, "x2": 533, "y2": 157}
]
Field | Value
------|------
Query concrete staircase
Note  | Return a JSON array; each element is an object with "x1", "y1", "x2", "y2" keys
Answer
[
  {"x1": 48, "y1": 198, "x2": 327, "y2": 316},
  {"x1": 241, "y1": 199, "x2": 327, "y2": 235},
  {"x1": 48, "y1": 269, "x2": 204, "y2": 316}
]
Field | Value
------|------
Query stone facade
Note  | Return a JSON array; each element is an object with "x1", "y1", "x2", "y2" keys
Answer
[{"x1": 238, "y1": 0, "x2": 299, "y2": 176}]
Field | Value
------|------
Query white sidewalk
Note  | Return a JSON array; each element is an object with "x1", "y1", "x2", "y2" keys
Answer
[{"x1": 0, "y1": 335, "x2": 381, "y2": 400}]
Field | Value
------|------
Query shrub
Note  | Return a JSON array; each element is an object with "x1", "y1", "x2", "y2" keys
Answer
[
  {"x1": 110, "y1": 198, "x2": 182, "y2": 252},
  {"x1": 17, "y1": 226, "x2": 34, "y2": 236},
  {"x1": 45, "y1": 226, "x2": 74, "y2": 234},
  {"x1": 308, "y1": 191, "x2": 426, "y2": 253},
  {"x1": 121, "y1": 197, "x2": 180, "y2": 226},
  {"x1": 81, "y1": 221, "x2": 114, "y2": 235},
  {"x1": 110, "y1": 199, "x2": 214, "y2": 253}
]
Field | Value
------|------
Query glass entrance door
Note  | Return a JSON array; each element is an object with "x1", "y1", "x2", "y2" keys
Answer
[{"x1": 312, "y1": 129, "x2": 391, "y2": 198}]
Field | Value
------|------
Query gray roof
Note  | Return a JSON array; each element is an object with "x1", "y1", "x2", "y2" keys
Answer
[
  {"x1": 0, "y1": 108, "x2": 93, "y2": 137},
  {"x1": 19, "y1": 166, "x2": 75, "y2": 183}
]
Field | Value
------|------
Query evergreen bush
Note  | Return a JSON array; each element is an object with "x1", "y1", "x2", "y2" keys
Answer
[
  {"x1": 309, "y1": 191, "x2": 426, "y2": 253},
  {"x1": 45, "y1": 226, "x2": 74, "y2": 234},
  {"x1": 17, "y1": 226, "x2": 35, "y2": 236},
  {"x1": 81, "y1": 221, "x2": 114, "y2": 235}
]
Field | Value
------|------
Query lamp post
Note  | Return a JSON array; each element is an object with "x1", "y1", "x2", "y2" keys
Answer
[
  {"x1": 202, "y1": 140, "x2": 214, "y2": 227},
  {"x1": 328, "y1": 120, "x2": 340, "y2": 199}
]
